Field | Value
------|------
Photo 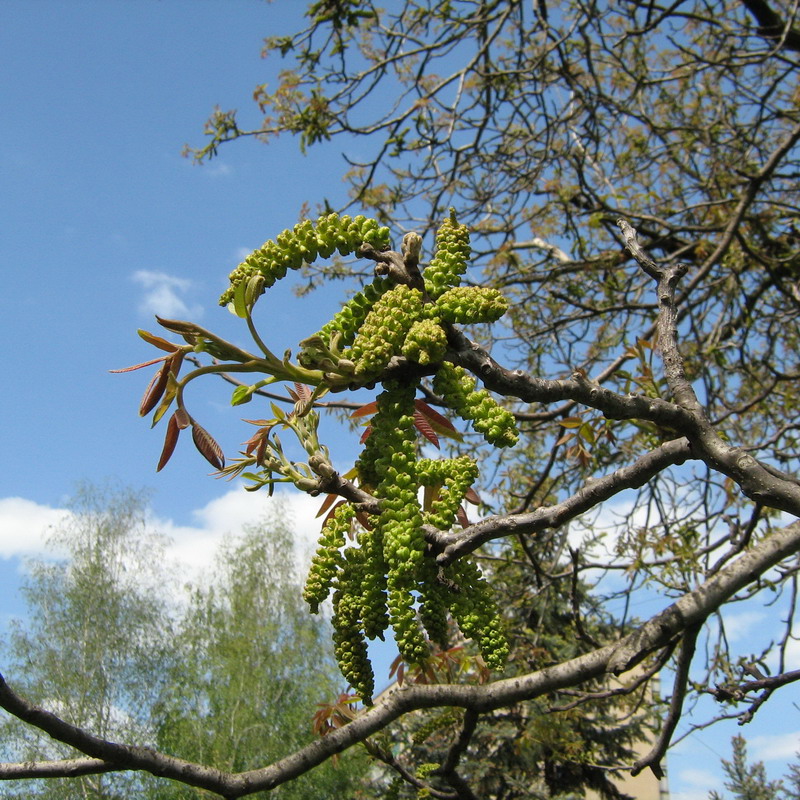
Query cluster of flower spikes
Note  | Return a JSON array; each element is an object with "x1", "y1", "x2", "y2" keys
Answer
[
  {"x1": 303, "y1": 384, "x2": 510, "y2": 699},
  {"x1": 295, "y1": 210, "x2": 521, "y2": 700},
  {"x1": 432, "y1": 362, "x2": 519, "y2": 449},
  {"x1": 297, "y1": 209, "x2": 508, "y2": 381},
  {"x1": 219, "y1": 213, "x2": 390, "y2": 306}
]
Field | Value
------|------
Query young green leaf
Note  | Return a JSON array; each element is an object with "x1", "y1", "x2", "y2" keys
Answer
[
  {"x1": 231, "y1": 279, "x2": 249, "y2": 319},
  {"x1": 231, "y1": 385, "x2": 254, "y2": 406}
]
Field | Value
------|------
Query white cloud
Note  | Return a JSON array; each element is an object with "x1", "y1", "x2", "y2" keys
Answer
[
  {"x1": 204, "y1": 161, "x2": 232, "y2": 178},
  {"x1": 0, "y1": 489, "x2": 326, "y2": 584},
  {"x1": 151, "y1": 487, "x2": 325, "y2": 581},
  {"x1": 720, "y1": 609, "x2": 767, "y2": 643},
  {"x1": 671, "y1": 767, "x2": 723, "y2": 800},
  {"x1": 131, "y1": 270, "x2": 203, "y2": 319},
  {"x1": 749, "y1": 731, "x2": 800, "y2": 762},
  {"x1": 0, "y1": 497, "x2": 70, "y2": 559}
]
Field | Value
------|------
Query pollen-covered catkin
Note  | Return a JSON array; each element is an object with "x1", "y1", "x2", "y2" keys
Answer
[
  {"x1": 348, "y1": 285, "x2": 423, "y2": 378},
  {"x1": 432, "y1": 362, "x2": 519, "y2": 448},
  {"x1": 401, "y1": 319, "x2": 448, "y2": 366},
  {"x1": 303, "y1": 502, "x2": 353, "y2": 613},
  {"x1": 447, "y1": 558, "x2": 509, "y2": 671},
  {"x1": 220, "y1": 213, "x2": 390, "y2": 306},
  {"x1": 435, "y1": 286, "x2": 508, "y2": 324},
  {"x1": 423, "y1": 209, "x2": 471, "y2": 300}
]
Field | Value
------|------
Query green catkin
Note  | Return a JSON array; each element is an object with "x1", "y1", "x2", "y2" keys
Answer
[
  {"x1": 401, "y1": 319, "x2": 448, "y2": 366},
  {"x1": 417, "y1": 456, "x2": 479, "y2": 530},
  {"x1": 347, "y1": 284, "x2": 424, "y2": 378},
  {"x1": 447, "y1": 559, "x2": 509, "y2": 671},
  {"x1": 357, "y1": 526, "x2": 390, "y2": 640},
  {"x1": 435, "y1": 286, "x2": 508, "y2": 324},
  {"x1": 220, "y1": 213, "x2": 390, "y2": 305},
  {"x1": 332, "y1": 583, "x2": 375, "y2": 704},
  {"x1": 423, "y1": 208, "x2": 471, "y2": 300},
  {"x1": 432, "y1": 362, "x2": 519, "y2": 448},
  {"x1": 368, "y1": 381, "x2": 430, "y2": 662},
  {"x1": 303, "y1": 502, "x2": 353, "y2": 613},
  {"x1": 417, "y1": 560, "x2": 451, "y2": 649},
  {"x1": 220, "y1": 209, "x2": 518, "y2": 685},
  {"x1": 412, "y1": 709, "x2": 464, "y2": 745},
  {"x1": 315, "y1": 277, "x2": 393, "y2": 348},
  {"x1": 387, "y1": 571, "x2": 429, "y2": 664}
]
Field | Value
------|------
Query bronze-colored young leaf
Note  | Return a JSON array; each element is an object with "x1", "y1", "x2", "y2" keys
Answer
[
  {"x1": 155, "y1": 316, "x2": 204, "y2": 337},
  {"x1": 415, "y1": 399, "x2": 463, "y2": 442},
  {"x1": 464, "y1": 487, "x2": 481, "y2": 506},
  {"x1": 191, "y1": 422, "x2": 225, "y2": 470},
  {"x1": 156, "y1": 412, "x2": 182, "y2": 472},
  {"x1": 174, "y1": 407, "x2": 191, "y2": 429},
  {"x1": 315, "y1": 492, "x2": 341, "y2": 519},
  {"x1": 414, "y1": 399, "x2": 457, "y2": 431},
  {"x1": 414, "y1": 410, "x2": 440, "y2": 449},
  {"x1": 350, "y1": 400, "x2": 378, "y2": 419},
  {"x1": 294, "y1": 382, "x2": 312, "y2": 402},
  {"x1": 137, "y1": 329, "x2": 179, "y2": 353},
  {"x1": 139, "y1": 363, "x2": 171, "y2": 417},
  {"x1": 109, "y1": 354, "x2": 169, "y2": 373}
]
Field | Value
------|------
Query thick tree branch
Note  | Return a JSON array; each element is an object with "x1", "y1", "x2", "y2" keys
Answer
[
  {"x1": 3, "y1": 519, "x2": 800, "y2": 795},
  {"x1": 434, "y1": 438, "x2": 693, "y2": 563}
]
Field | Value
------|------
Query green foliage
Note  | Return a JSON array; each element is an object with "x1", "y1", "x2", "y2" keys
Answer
[
  {"x1": 0, "y1": 489, "x2": 367, "y2": 799},
  {"x1": 0, "y1": 485, "x2": 175, "y2": 799},
  {"x1": 155, "y1": 515, "x2": 365, "y2": 798},
  {"x1": 710, "y1": 736, "x2": 798, "y2": 800}
]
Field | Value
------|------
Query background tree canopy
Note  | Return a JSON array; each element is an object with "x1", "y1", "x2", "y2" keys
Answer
[{"x1": 2, "y1": 1, "x2": 800, "y2": 798}]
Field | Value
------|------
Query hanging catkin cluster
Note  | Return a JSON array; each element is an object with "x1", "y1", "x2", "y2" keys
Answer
[
  {"x1": 220, "y1": 213, "x2": 391, "y2": 306},
  {"x1": 290, "y1": 212, "x2": 520, "y2": 701},
  {"x1": 131, "y1": 208, "x2": 521, "y2": 703}
]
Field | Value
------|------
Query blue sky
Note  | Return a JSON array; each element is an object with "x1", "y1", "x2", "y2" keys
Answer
[{"x1": 2, "y1": 2, "x2": 799, "y2": 798}]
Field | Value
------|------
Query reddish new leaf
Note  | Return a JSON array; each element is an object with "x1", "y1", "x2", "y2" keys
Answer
[
  {"x1": 137, "y1": 329, "x2": 179, "y2": 353},
  {"x1": 155, "y1": 316, "x2": 203, "y2": 336},
  {"x1": 156, "y1": 412, "x2": 181, "y2": 472},
  {"x1": 464, "y1": 487, "x2": 482, "y2": 506},
  {"x1": 350, "y1": 400, "x2": 378, "y2": 419},
  {"x1": 139, "y1": 363, "x2": 171, "y2": 417},
  {"x1": 415, "y1": 399, "x2": 457, "y2": 432},
  {"x1": 359, "y1": 425, "x2": 373, "y2": 445},
  {"x1": 414, "y1": 410, "x2": 440, "y2": 449},
  {"x1": 109, "y1": 354, "x2": 169, "y2": 373},
  {"x1": 456, "y1": 505, "x2": 470, "y2": 528},
  {"x1": 191, "y1": 422, "x2": 225, "y2": 470},
  {"x1": 316, "y1": 492, "x2": 341, "y2": 519},
  {"x1": 414, "y1": 399, "x2": 464, "y2": 442},
  {"x1": 294, "y1": 382, "x2": 312, "y2": 402},
  {"x1": 388, "y1": 653, "x2": 405, "y2": 686},
  {"x1": 354, "y1": 509, "x2": 374, "y2": 531}
]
